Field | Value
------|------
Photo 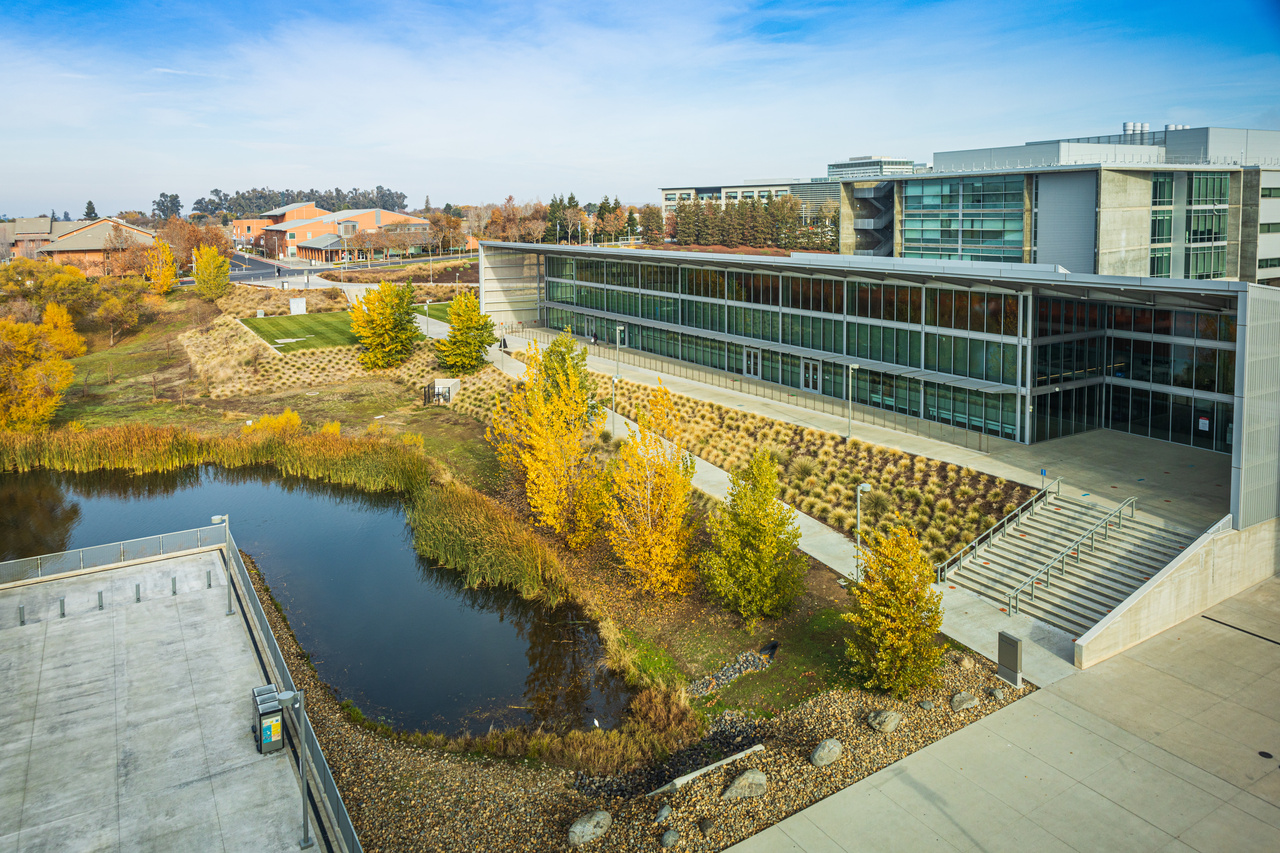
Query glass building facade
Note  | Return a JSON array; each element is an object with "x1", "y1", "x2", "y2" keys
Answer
[
  {"x1": 538, "y1": 252, "x2": 1236, "y2": 454},
  {"x1": 900, "y1": 176, "x2": 1027, "y2": 263}
]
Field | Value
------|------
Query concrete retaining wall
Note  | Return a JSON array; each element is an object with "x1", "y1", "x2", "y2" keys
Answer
[{"x1": 1074, "y1": 516, "x2": 1280, "y2": 668}]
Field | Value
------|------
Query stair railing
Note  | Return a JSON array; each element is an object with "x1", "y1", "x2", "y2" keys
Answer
[
  {"x1": 936, "y1": 477, "x2": 1061, "y2": 583},
  {"x1": 1007, "y1": 497, "x2": 1137, "y2": 616}
]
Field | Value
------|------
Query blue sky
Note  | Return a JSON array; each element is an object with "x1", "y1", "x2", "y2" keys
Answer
[{"x1": 2, "y1": 0, "x2": 1277, "y2": 217}]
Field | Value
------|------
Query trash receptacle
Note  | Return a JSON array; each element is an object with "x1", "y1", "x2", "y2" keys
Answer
[{"x1": 251, "y1": 684, "x2": 285, "y2": 754}]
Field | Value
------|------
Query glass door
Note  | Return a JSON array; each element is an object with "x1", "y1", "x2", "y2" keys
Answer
[
  {"x1": 744, "y1": 348, "x2": 761, "y2": 379},
  {"x1": 802, "y1": 359, "x2": 822, "y2": 393}
]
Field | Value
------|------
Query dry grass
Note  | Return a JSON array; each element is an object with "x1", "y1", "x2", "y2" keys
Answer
[{"x1": 215, "y1": 284, "x2": 349, "y2": 318}]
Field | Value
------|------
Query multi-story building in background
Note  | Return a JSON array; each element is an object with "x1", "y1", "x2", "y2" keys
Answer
[{"x1": 839, "y1": 124, "x2": 1280, "y2": 284}]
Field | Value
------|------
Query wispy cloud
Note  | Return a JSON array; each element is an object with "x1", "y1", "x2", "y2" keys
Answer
[{"x1": 1, "y1": 0, "x2": 1278, "y2": 215}]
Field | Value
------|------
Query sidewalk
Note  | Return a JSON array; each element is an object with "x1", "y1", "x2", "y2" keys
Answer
[{"x1": 727, "y1": 577, "x2": 1280, "y2": 853}]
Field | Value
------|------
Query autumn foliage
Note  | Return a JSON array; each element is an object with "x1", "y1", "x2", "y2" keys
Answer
[
  {"x1": 843, "y1": 525, "x2": 945, "y2": 698},
  {"x1": 0, "y1": 303, "x2": 86, "y2": 432},
  {"x1": 349, "y1": 281, "x2": 419, "y2": 369},
  {"x1": 607, "y1": 383, "x2": 696, "y2": 597}
]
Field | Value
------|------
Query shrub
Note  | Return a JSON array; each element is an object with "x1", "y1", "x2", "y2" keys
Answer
[
  {"x1": 843, "y1": 526, "x2": 945, "y2": 699},
  {"x1": 243, "y1": 408, "x2": 302, "y2": 437},
  {"x1": 789, "y1": 455, "x2": 819, "y2": 480}
]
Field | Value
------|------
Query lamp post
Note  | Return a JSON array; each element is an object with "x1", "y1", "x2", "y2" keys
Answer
[
  {"x1": 274, "y1": 689, "x2": 314, "y2": 850},
  {"x1": 612, "y1": 324, "x2": 624, "y2": 434},
  {"x1": 855, "y1": 483, "x2": 871, "y2": 579},
  {"x1": 210, "y1": 515, "x2": 233, "y2": 616}
]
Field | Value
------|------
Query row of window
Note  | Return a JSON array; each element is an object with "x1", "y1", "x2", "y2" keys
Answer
[
  {"x1": 1152, "y1": 171, "x2": 1231, "y2": 207},
  {"x1": 1109, "y1": 338, "x2": 1235, "y2": 395},
  {"x1": 1261, "y1": 188, "x2": 1280, "y2": 198},
  {"x1": 857, "y1": 372, "x2": 1019, "y2": 440},
  {"x1": 902, "y1": 177, "x2": 1025, "y2": 211},
  {"x1": 1109, "y1": 387, "x2": 1232, "y2": 453},
  {"x1": 1261, "y1": 223, "x2": 1280, "y2": 234},
  {"x1": 1260, "y1": 257, "x2": 1280, "y2": 269}
]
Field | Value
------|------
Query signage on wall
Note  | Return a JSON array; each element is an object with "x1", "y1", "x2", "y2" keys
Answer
[{"x1": 1198, "y1": 417, "x2": 1210, "y2": 432}]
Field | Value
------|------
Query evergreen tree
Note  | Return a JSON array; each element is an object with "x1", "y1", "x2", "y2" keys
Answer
[
  {"x1": 701, "y1": 449, "x2": 807, "y2": 624},
  {"x1": 349, "y1": 281, "x2": 419, "y2": 369},
  {"x1": 639, "y1": 205, "x2": 665, "y2": 246},
  {"x1": 722, "y1": 201, "x2": 742, "y2": 248},
  {"x1": 83, "y1": 201, "x2": 98, "y2": 220},
  {"x1": 674, "y1": 200, "x2": 696, "y2": 246},
  {"x1": 435, "y1": 290, "x2": 497, "y2": 374}
]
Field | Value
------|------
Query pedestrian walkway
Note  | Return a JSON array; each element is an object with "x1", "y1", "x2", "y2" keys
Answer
[{"x1": 727, "y1": 577, "x2": 1280, "y2": 853}]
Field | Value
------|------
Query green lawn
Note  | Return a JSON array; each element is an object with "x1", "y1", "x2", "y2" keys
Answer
[
  {"x1": 241, "y1": 312, "x2": 357, "y2": 353},
  {"x1": 412, "y1": 301, "x2": 452, "y2": 322}
]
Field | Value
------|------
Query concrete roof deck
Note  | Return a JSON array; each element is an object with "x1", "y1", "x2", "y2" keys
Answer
[{"x1": 0, "y1": 552, "x2": 313, "y2": 852}]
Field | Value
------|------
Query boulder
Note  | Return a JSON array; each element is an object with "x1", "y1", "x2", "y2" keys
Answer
[
  {"x1": 568, "y1": 810, "x2": 612, "y2": 847},
  {"x1": 951, "y1": 692, "x2": 978, "y2": 712},
  {"x1": 699, "y1": 818, "x2": 716, "y2": 838},
  {"x1": 868, "y1": 710, "x2": 903, "y2": 733},
  {"x1": 660, "y1": 828, "x2": 680, "y2": 848},
  {"x1": 655, "y1": 804, "x2": 672, "y2": 824},
  {"x1": 919, "y1": 700, "x2": 935, "y2": 710},
  {"x1": 810, "y1": 738, "x2": 843, "y2": 768},
  {"x1": 722, "y1": 768, "x2": 768, "y2": 800},
  {"x1": 959, "y1": 655, "x2": 975, "y2": 670},
  {"x1": 989, "y1": 687, "x2": 1005, "y2": 702}
]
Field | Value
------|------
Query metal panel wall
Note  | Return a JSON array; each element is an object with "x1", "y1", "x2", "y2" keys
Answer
[
  {"x1": 479, "y1": 246, "x2": 541, "y2": 326},
  {"x1": 1234, "y1": 284, "x2": 1280, "y2": 529},
  {"x1": 1034, "y1": 171, "x2": 1098, "y2": 273}
]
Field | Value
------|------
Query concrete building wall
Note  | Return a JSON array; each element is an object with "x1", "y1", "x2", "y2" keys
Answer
[
  {"x1": 479, "y1": 246, "x2": 541, "y2": 327},
  {"x1": 1095, "y1": 169, "x2": 1152, "y2": 277},
  {"x1": 1074, "y1": 515, "x2": 1279, "y2": 668},
  {"x1": 1034, "y1": 172, "x2": 1098, "y2": 273},
  {"x1": 1234, "y1": 283, "x2": 1280, "y2": 529}
]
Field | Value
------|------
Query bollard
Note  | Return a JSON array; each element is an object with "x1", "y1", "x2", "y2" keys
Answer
[
  {"x1": 172, "y1": 576, "x2": 177, "y2": 596},
  {"x1": 207, "y1": 570, "x2": 212, "y2": 589},
  {"x1": 997, "y1": 631, "x2": 1023, "y2": 688},
  {"x1": 59, "y1": 597, "x2": 65, "y2": 618},
  {"x1": 18, "y1": 604, "x2": 24, "y2": 626},
  {"x1": 135, "y1": 583, "x2": 141, "y2": 603},
  {"x1": 98, "y1": 591, "x2": 103, "y2": 611}
]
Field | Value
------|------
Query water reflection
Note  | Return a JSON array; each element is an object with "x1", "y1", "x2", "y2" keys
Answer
[{"x1": 0, "y1": 466, "x2": 632, "y2": 733}]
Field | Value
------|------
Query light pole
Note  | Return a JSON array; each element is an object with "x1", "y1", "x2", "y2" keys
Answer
[
  {"x1": 855, "y1": 483, "x2": 871, "y2": 579},
  {"x1": 274, "y1": 689, "x2": 315, "y2": 850},
  {"x1": 612, "y1": 324, "x2": 624, "y2": 434},
  {"x1": 846, "y1": 363, "x2": 859, "y2": 438},
  {"x1": 211, "y1": 515, "x2": 233, "y2": 616}
]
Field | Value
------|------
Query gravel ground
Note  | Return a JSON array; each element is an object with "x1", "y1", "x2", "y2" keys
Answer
[{"x1": 247, "y1": 553, "x2": 1034, "y2": 852}]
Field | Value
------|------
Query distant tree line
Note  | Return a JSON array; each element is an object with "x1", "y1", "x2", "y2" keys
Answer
[
  {"x1": 666, "y1": 196, "x2": 839, "y2": 252},
  {"x1": 189, "y1": 186, "x2": 410, "y2": 218},
  {"x1": 482, "y1": 193, "x2": 658, "y2": 245}
]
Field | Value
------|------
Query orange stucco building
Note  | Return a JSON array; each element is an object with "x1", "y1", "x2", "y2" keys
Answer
[
  {"x1": 231, "y1": 204, "x2": 428, "y2": 261},
  {"x1": 35, "y1": 218, "x2": 156, "y2": 275}
]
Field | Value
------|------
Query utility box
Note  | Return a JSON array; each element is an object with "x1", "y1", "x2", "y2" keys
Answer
[
  {"x1": 252, "y1": 684, "x2": 285, "y2": 754},
  {"x1": 997, "y1": 631, "x2": 1022, "y2": 688},
  {"x1": 289, "y1": 297, "x2": 307, "y2": 315}
]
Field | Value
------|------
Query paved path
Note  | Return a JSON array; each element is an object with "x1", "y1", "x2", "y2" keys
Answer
[
  {"x1": 0, "y1": 552, "x2": 312, "y2": 852},
  {"x1": 726, "y1": 577, "x2": 1280, "y2": 853}
]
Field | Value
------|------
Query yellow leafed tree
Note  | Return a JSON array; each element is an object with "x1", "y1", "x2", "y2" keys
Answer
[
  {"x1": 144, "y1": 239, "x2": 178, "y2": 295},
  {"x1": 0, "y1": 303, "x2": 85, "y2": 432},
  {"x1": 608, "y1": 383, "x2": 696, "y2": 596},
  {"x1": 487, "y1": 338, "x2": 607, "y2": 549}
]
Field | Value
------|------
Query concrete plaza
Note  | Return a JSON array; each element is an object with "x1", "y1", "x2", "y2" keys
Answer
[
  {"x1": 0, "y1": 552, "x2": 314, "y2": 852},
  {"x1": 728, "y1": 577, "x2": 1280, "y2": 853}
]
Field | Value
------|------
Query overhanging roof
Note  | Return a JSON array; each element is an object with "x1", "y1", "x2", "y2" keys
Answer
[{"x1": 485, "y1": 241, "x2": 1244, "y2": 311}]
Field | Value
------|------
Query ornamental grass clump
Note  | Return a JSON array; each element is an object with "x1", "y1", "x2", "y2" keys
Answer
[{"x1": 843, "y1": 525, "x2": 945, "y2": 698}]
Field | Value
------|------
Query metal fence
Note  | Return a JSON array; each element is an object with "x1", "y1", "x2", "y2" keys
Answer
[
  {"x1": 0, "y1": 525, "x2": 226, "y2": 587},
  {"x1": 225, "y1": 528, "x2": 363, "y2": 853},
  {"x1": 520, "y1": 326, "x2": 1004, "y2": 453}
]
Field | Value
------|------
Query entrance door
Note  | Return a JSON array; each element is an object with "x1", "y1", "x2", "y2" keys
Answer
[
  {"x1": 802, "y1": 359, "x2": 822, "y2": 393},
  {"x1": 744, "y1": 348, "x2": 761, "y2": 379}
]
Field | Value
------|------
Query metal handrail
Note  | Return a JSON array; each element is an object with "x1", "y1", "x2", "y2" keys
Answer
[
  {"x1": 1007, "y1": 497, "x2": 1137, "y2": 616},
  {"x1": 936, "y1": 478, "x2": 1062, "y2": 583},
  {"x1": 0, "y1": 525, "x2": 225, "y2": 587}
]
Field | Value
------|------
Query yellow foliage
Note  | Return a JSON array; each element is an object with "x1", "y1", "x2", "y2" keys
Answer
[
  {"x1": 488, "y1": 338, "x2": 608, "y2": 549},
  {"x1": 40, "y1": 303, "x2": 86, "y2": 358},
  {"x1": 0, "y1": 317, "x2": 76, "y2": 432},
  {"x1": 320, "y1": 420, "x2": 341, "y2": 435},
  {"x1": 607, "y1": 383, "x2": 696, "y2": 597},
  {"x1": 144, "y1": 239, "x2": 178, "y2": 295},
  {"x1": 242, "y1": 408, "x2": 302, "y2": 437}
]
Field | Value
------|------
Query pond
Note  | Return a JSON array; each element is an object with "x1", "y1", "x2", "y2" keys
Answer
[{"x1": 0, "y1": 466, "x2": 631, "y2": 734}]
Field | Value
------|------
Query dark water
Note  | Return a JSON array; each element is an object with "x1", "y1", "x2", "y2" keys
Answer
[{"x1": 0, "y1": 466, "x2": 631, "y2": 733}]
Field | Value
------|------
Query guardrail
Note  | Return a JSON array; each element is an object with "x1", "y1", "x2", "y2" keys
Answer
[
  {"x1": 0, "y1": 525, "x2": 225, "y2": 587},
  {"x1": 1007, "y1": 497, "x2": 1137, "y2": 616},
  {"x1": 224, "y1": 526, "x2": 363, "y2": 853},
  {"x1": 936, "y1": 478, "x2": 1061, "y2": 583}
]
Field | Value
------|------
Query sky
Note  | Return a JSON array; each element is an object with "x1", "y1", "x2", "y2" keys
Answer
[{"x1": 2, "y1": 0, "x2": 1278, "y2": 217}]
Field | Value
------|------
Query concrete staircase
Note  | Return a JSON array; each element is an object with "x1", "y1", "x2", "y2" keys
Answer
[{"x1": 945, "y1": 495, "x2": 1200, "y2": 638}]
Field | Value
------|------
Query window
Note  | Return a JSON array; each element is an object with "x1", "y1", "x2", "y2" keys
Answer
[
  {"x1": 306, "y1": 232, "x2": 312, "y2": 239},
  {"x1": 1185, "y1": 246, "x2": 1226, "y2": 279},
  {"x1": 287, "y1": 232, "x2": 296, "y2": 240},
  {"x1": 1261, "y1": 188, "x2": 1280, "y2": 199},
  {"x1": 1150, "y1": 209, "x2": 1172, "y2": 244},
  {"x1": 1151, "y1": 172, "x2": 1174, "y2": 206},
  {"x1": 664, "y1": 194, "x2": 676, "y2": 201},
  {"x1": 1189, "y1": 172, "x2": 1230, "y2": 206},
  {"x1": 1260, "y1": 258, "x2": 1280, "y2": 269},
  {"x1": 1186, "y1": 211, "x2": 1227, "y2": 243},
  {"x1": 1149, "y1": 246, "x2": 1171, "y2": 277},
  {"x1": 1261, "y1": 223, "x2": 1280, "y2": 234}
]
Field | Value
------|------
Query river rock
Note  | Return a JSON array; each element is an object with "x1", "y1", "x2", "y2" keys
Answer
[
  {"x1": 660, "y1": 828, "x2": 680, "y2": 848},
  {"x1": 919, "y1": 700, "x2": 935, "y2": 710},
  {"x1": 722, "y1": 768, "x2": 768, "y2": 800},
  {"x1": 810, "y1": 738, "x2": 842, "y2": 767},
  {"x1": 699, "y1": 818, "x2": 716, "y2": 838},
  {"x1": 989, "y1": 687, "x2": 1005, "y2": 701},
  {"x1": 568, "y1": 810, "x2": 611, "y2": 847},
  {"x1": 654, "y1": 804, "x2": 671, "y2": 824},
  {"x1": 959, "y1": 655, "x2": 975, "y2": 670},
  {"x1": 951, "y1": 691, "x2": 978, "y2": 712},
  {"x1": 868, "y1": 710, "x2": 903, "y2": 733}
]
